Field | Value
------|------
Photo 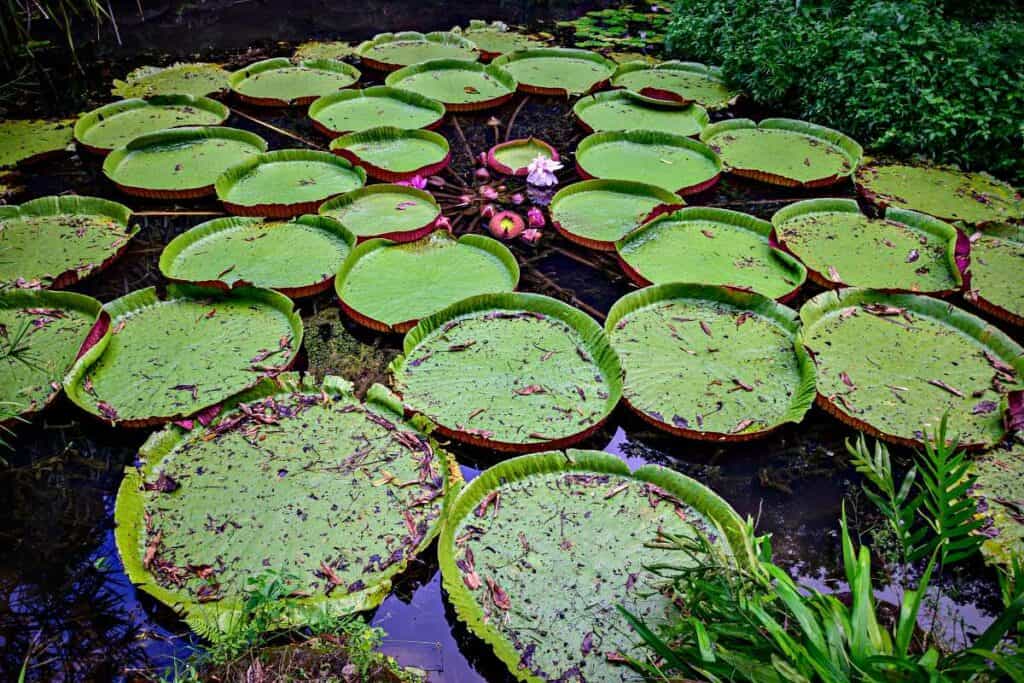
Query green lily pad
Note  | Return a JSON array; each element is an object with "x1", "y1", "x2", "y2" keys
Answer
[
  {"x1": 575, "y1": 130, "x2": 721, "y2": 195},
  {"x1": 114, "y1": 374, "x2": 459, "y2": 638},
  {"x1": 492, "y1": 48, "x2": 615, "y2": 95},
  {"x1": 855, "y1": 161, "x2": 1023, "y2": 226},
  {"x1": 160, "y1": 215, "x2": 355, "y2": 298},
  {"x1": 611, "y1": 61, "x2": 737, "y2": 109},
  {"x1": 308, "y1": 87, "x2": 446, "y2": 137},
  {"x1": 573, "y1": 90, "x2": 709, "y2": 136},
  {"x1": 319, "y1": 184, "x2": 441, "y2": 242},
  {"x1": 336, "y1": 231, "x2": 519, "y2": 333},
  {"x1": 103, "y1": 127, "x2": 267, "y2": 199},
  {"x1": 439, "y1": 449, "x2": 754, "y2": 682},
  {"x1": 798, "y1": 288, "x2": 1024, "y2": 449},
  {"x1": 0, "y1": 119, "x2": 74, "y2": 167},
  {"x1": 329, "y1": 126, "x2": 449, "y2": 182},
  {"x1": 606, "y1": 284, "x2": 815, "y2": 440},
  {"x1": 391, "y1": 293, "x2": 623, "y2": 452},
  {"x1": 772, "y1": 198, "x2": 964, "y2": 293},
  {"x1": 63, "y1": 284, "x2": 302, "y2": 427},
  {"x1": 965, "y1": 222, "x2": 1024, "y2": 326},
  {"x1": 486, "y1": 137, "x2": 557, "y2": 176},
  {"x1": 0, "y1": 289, "x2": 101, "y2": 419},
  {"x1": 970, "y1": 443, "x2": 1024, "y2": 568},
  {"x1": 215, "y1": 150, "x2": 366, "y2": 217},
  {"x1": 228, "y1": 58, "x2": 361, "y2": 106},
  {"x1": 73, "y1": 96, "x2": 229, "y2": 155},
  {"x1": 615, "y1": 207, "x2": 807, "y2": 300},
  {"x1": 0, "y1": 195, "x2": 137, "y2": 289},
  {"x1": 357, "y1": 31, "x2": 478, "y2": 70},
  {"x1": 453, "y1": 20, "x2": 544, "y2": 59},
  {"x1": 549, "y1": 179, "x2": 682, "y2": 251},
  {"x1": 112, "y1": 62, "x2": 230, "y2": 98},
  {"x1": 292, "y1": 40, "x2": 353, "y2": 62},
  {"x1": 384, "y1": 59, "x2": 517, "y2": 111},
  {"x1": 701, "y1": 118, "x2": 863, "y2": 188}
]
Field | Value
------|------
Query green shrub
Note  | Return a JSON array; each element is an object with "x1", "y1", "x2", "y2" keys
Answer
[{"x1": 666, "y1": 0, "x2": 1024, "y2": 183}]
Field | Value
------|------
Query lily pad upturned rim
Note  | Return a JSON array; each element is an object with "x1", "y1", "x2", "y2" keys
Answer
[
  {"x1": 393, "y1": 292, "x2": 624, "y2": 453},
  {"x1": 159, "y1": 214, "x2": 356, "y2": 298},
  {"x1": 438, "y1": 449, "x2": 757, "y2": 683},
  {"x1": 307, "y1": 86, "x2": 446, "y2": 137},
  {"x1": 572, "y1": 89, "x2": 711, "y2": 135},
  {"x1": 318, "y1": 184, "x2": 443, "y2": 242},
  {"x1": 0, "y1": 195, "x2": 137, "y2": 289},
  {"x1": 356, "y1": 31, "x2": 479, "y2": 71},
  {"x1": 965, "y1": 223, "x2": 1024, "y2": 327},
  {"x1": 227, "y1": 57, "x2": 362, "y2": 106},
  {"x1": 62, "y1": 283, "x2": 303, "y2": 428},
  {"x1": 491, "y1": 47, "x2": 616, "y2": 96},
  {"x1": 485, "y1": 137, "x2": 559, "y2": 176},
  {"x1": 73, "y1": 96, "x2": 230, "y2": 155},
  {"x1": 605, "y1": 283, "x2": 817, "y2": 441},
  {"x1": 611, "y1": 60, "x2": 738, "y2": 109},
  {"x1": 213, "y1": 149, "x2": 367, "y2": 218},
  {"x1": 798, "y1": 287, "x2": 1024, "y2": 450},
  {"x1": 700, "y1": 118, "x2": 864, "y2": 188},
  {"x1": 771, "y1": 197, "x2": 967, "y2": 295},
  {"x1": 335, "y1": 230, "x2": 520, "y2": 333},
  {"x1": 549, "y1": 178, "x2": 684, "y2": 252},
  {"x1": 114, "y1": 373, "x2": 462, "y2": 637},
  {"x1": 451, "y1": 19, "x2": 544, "y2": 60},
  {"x1": 615, "y1": 206, "x2": 809, "y2": 302},
  {"x1": 111, "y1": 62, "x2": 230, "y2": 98},
  {"x1": 329, "y1": 126, "x2": 451, "y2": 182},
  {"x1": 0, "y1": 288, "x2": 103, "y2": 423},
  {"x1": 102, "y1": 126, "x2": 268, "y2": 199},
  {"x1": 383, "y1": 59, "x2": 518, "y2": 112},
  {"x1": 576, "y1": 129, "x2": 722, "y2": 196}
]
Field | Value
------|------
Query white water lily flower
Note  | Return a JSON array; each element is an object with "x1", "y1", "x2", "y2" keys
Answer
[{"x1": 526, "y1": 155, "x2": 563, "y2": 187}]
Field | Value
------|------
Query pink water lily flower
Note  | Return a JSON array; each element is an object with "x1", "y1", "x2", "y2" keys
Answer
[
  {"x1": 510, "y1": 192, "x2": 524, "y2": 205},
  {"x1": 480, "y1": 203, "x2": 497, "y2": 219},
  {"x1": 521, "y1": 228, "x2": 543, "y2": 245},
  {"x1": 479, "y1": 185, "x2": 499, "y2": 200},
  {"x1": 526, "y1": 155, "x2": 563, "y2": 187},
  {"x1": 434, "y1": 216, "x2": 452, "y2": 231},
  {"x1": 489, "y1": 211, "x2": 525, "y2": 240},
  {"x1": 527, "y1": 206, "x2": 545, "y2": 228},
  {"x1": 396, "y1": 175, "x2": 428, "y2": 189}
]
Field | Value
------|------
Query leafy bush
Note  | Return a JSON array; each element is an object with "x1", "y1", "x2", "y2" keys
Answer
[{"x1": 666, "y1": 0, "x2": 1024, "y2": 183}]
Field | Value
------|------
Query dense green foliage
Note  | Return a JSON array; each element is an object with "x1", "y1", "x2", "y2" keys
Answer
[{"x1": 666, "y1": 0, "x2": 1024, "y2": 183}]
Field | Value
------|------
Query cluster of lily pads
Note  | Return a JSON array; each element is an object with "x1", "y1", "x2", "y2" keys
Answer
[{"x1": 1, "y1": 16, "x2": 1023, "y2": 683}]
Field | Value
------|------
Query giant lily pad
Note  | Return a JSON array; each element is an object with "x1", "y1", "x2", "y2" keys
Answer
[
  {"x1": 855, "y1": 161, "x2": 1023, "y2": 226},
  {"x1": 486, "y1": 138, "x2": 558, "y2": 176},
  {"x1": 492, "y1": 48, "x2": 615, "y2": 95},
  {"x1": 701, "y1": 118, "x2": 863, "y2": 188},
  {"x1": 0, "y1": 196, "x2": 137, "y2": 289},
  {"x1": 772, "y1": 198, "x2": 965, "y2": 294},
  {"x1": 384, "y1": 60, "x2": 517, "y2": 112},
  {"x1": 970, "y1": 443, "x2": 1024, "y2": 568},
  {"x1": 103, "y1": 127, "x2": 267, "y2": 199},
  {"x1": 799, "y1": 288, "x2": 1024, "y2": 449},
  {"x1": 0, "y1": 119, "x2": 74, "y2": 167},
  {"x1": 330, "y1": 126, "x2": 450, "y2": 182},
  {"x1": 292, "y1": 41, "x2": 353, "y2": 62},
  {"x1": 0, "y1": 289, "x2": 101, "y2": 420},
  {"x1": 452, "y1": 20, "x2": 544, "y2": 60},
  {"x1": 611, "y1": 61, "x2": 737, "y2": 109},
  {"x1": 160, "y1": 215, "x2": 355, "y2": 298},
  {"x1": 112, "y1": 62, "x2": 230, "y2": 98},
  {"x1": 319, "y1": 184, "x2": 441, "y2": 242},
  {"x1": 576, "y1": 130, "x2": 721, "y2": 195},
  {"x1": 391, "y1": 293, "x2": 622, "y2": 452},
  {"x1": 616, "y1": 208, "x2": 807, "y2": 300},
  {"x1": 114, "y1": 373, "x2": 459, "y2": 637},
  {"x1": 63, "y1": 284, "x2": 302, "y2": 427},
  {"x1": 606, "y1": 284, "x2": 815, "y2": 440},
  {"x1": 965, "y1": 222, "x2": 1024, "y2": 326},
  {"x1": 214, "y1": 150, "x2": 366, "y2": 218},
  {"x1": 357, "y1": 31, "x2": 478, "y2": 71},
  {"x1": 439, "y1": 449, "x2": 754, "y2": 682},
  {"x1": 228, "y1": 58, "x2": 361, "y2": 106},
  {"x1": 74, "y1": 96, "x2": 230, "y2": 155},
  {"x1": 308, "y1": 87, "x2": 446, "y2": 137},
  {"x1": 336, "y1": 231, "x2": 519, "y2": 333},
  {"x1": 549, "y1": 179, "x2": 682, "y2": 251},
  {"x1": 573, "y1": 90, "x2": 709, "y2": 136}
]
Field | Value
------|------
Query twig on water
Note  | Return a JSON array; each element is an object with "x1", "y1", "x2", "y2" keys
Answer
[
  {"x1": 505, "y1": 95, "x2": 530, "y2": 141},
  {"x1": 450, "y1": 116, "x2": 476, "y2": 164},
  {"x1": 229, "y1": 108, "x2": 325, "y2": 150}
]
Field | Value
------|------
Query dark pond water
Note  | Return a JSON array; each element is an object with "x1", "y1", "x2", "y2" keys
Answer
[{"x1": 1, "y1": 3, "x2": 1018, "y2": 681}]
